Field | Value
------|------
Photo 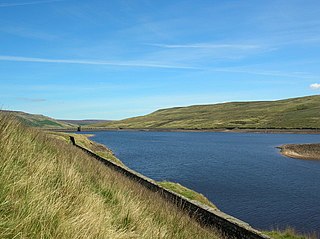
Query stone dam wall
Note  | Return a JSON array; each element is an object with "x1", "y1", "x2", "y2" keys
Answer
[{"x1": 70, "y1": 136, "x2": 271, "y2": 239}]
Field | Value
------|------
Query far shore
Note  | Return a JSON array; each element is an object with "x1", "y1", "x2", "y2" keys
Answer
[
  {"x1": 278, "y1": 143, "x2": 320, "y2": 160},
  {"x1": 45, "y1": 127, "x2": 320, "y2": 134}
]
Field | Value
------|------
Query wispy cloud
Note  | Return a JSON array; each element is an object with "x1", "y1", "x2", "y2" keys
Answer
[
  {"x1": 0, "y1": 26, "x2": 58, "y2": 40},
  {"x1": 149, "y1": 43, "x2": 261, "y2": 50},
  {"x1": 1, "y1": 55, "x2": 316, "y2": 79},
  {"x1": 208, "y1": 68, "x2": 318, "y2": 80},
  {"x1": 310, "y1": 83, "x2": 320, "y2": 90},
  {"x1": 0, "y1": 0, "x2": 64, "y2": 7},
  {"x1": 142, "y1": 41, "x2": 274, "y2": 65},
  {"x1": 17, "y1": 97, "x2": 46, "y2": 102},
  {"x1": 0, "y1": 55, "x2": 195, "y2": 69}
]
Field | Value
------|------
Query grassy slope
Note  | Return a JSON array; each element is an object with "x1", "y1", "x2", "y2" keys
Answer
[
  {"x1": 158, "y1": 181, "x2": 217, "y2": 209},
  {"x1": 1, "y1": 110, "x2": 76, "y2": 128},
  {"x1": 93, "y1": 95, "x2": 320, "y2": 129},
  {"x1": 48, "y1": 132, "x2": 124, "y2": 166},
  {"x1": 0, "y1": 114, "x2": 223, "y2": 239},
  {"x1": 265, "y1": 228, "x2": 317, "y2": 239}
]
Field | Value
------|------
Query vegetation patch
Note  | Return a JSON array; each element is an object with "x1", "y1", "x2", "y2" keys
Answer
[
  {"x1": 265, "y1": 227, "x2": 317, "y2": 239},
  {"x1": 159, "y1": 181, "x2": 217, "y2": 209}
]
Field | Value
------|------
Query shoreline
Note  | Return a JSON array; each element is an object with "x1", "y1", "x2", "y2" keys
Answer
[
  {"x1": 45, "y1": 127, "x2": 320, "y2": 134},
  {"x1": 278, "y1": 143, "x2": 320, "y2": 160}
]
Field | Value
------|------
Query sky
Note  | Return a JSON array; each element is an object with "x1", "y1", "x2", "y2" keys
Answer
[{"x1": 1, "y1": 0, "x2": 320, "y2": 119}]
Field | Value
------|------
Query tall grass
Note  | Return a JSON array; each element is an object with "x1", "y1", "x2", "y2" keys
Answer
[{"x1": 0, "y1": 114, "x2": 222, "y2": 238}]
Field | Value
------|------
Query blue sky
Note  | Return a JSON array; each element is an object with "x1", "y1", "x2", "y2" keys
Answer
[{"x1": 1, "y1": 0, "x2": 320, "y2": 119}]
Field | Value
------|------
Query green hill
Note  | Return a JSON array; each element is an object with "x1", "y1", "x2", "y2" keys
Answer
[
  {"x1": 0, "y1": 110, "x2": 76, "y2": 128},
  {"x1": 93, "y1": 95, "x2": 320, "y2": 130}
]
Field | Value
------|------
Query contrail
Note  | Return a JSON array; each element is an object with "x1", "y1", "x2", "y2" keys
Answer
[{"x1": 0, "y1": 0, "x2": 64, "y2": 7}]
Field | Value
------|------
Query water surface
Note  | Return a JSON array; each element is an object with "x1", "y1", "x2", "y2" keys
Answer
[{"x1": 81, "y1": 131, "x2": 320, "y2": 234}]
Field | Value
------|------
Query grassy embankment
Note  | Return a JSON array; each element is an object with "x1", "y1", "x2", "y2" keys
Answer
[
  {"x1": 0, "y1": 114, "x2": 224, "y2": 239},
  {"x1": 265, "y1": 228, "x2": 316, "y2": 239},
  {"x1": 278, "y1": 143, "x2": 320, "y2": 160},
  {"x1": 48, "y1": 131, "x2": 124, "y2": 166},
  {"x1": 92, "y1": 95, "x2": 320, "y2": 130}
]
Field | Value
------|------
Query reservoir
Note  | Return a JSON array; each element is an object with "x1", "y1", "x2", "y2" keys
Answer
[{"x1": 81, "y1": 131, "x2": 320, "y2": 234}]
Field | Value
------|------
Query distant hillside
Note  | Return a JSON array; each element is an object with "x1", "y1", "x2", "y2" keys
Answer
[
  {"x1": 93, "y1": 95, "x2": 320, "y2": 129},
  {"x1": 0, "y1": 110, "x2": 76, "y2": 128},
  {"x1": 59, "y1": 119, "x2": 111, "y2": 126}
]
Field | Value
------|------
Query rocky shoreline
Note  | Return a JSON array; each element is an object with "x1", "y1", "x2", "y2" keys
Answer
[{"x1": 278, "y1": 143, "x2": 320, "y2": 160}]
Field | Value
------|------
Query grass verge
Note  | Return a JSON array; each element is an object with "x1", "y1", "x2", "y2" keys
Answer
[
  {"x1": 158, "y1": 181, "x2": 217, "y2": 209},
  {"x1": 264, "y1": 227, "x2": 317, "y2": 239}
]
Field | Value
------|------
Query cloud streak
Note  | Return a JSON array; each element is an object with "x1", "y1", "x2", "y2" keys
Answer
[
  {"x1": 17, "y1": 97, "x2": 46, "y2": 102},
  {"x1": 149, "y1": 43, "x2": 261, "y2": 50},
  {"x1": 0, "y1": 26, "x2": 58, "y2": 40},
  {"x1": 0, "y1": 55, "x2": 195, "y2": 69},
  {"x1": 208, "y1": 68, "x2": 318, "y2": 80},
  {"x1": 0, "y1": 0, "x2": 64, "y2": 7},
  {"x1": 0, "y1": 55, "x2": 316, "y2": 79}
]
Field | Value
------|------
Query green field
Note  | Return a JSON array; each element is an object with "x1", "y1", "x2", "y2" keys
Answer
[{"x1": 92, "y1": 95, "x2": 320, "y2": 130}]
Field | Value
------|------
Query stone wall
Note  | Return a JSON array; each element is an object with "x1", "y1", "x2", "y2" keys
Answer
[{"x1": 70, "y1": 136, "x2": 271, "y2": 239}]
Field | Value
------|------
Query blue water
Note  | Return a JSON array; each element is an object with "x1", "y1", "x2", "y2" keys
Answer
[{"x1": 81, "y1": 131, "x2": 320, "y2": 234}]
